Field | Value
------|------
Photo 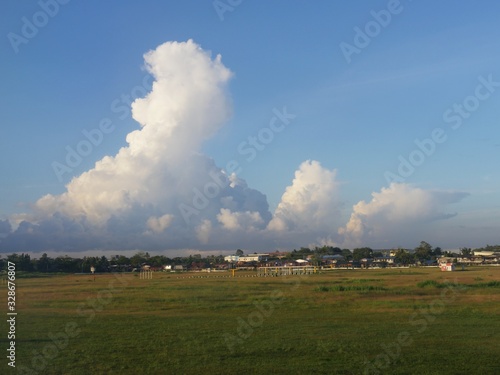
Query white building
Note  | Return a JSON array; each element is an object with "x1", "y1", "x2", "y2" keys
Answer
[
  {"x1": 440, "y1": 263, "x2": 455, "y2": 272},
  {"x1": 224, "y1": 254, "x2": 268, "y2": 262},
  {"x1": 224, "y1": 255, "x2": 240, "y2": 262}
]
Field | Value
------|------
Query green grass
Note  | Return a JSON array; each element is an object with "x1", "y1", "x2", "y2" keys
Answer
[
  {"x1": 315, "y1": 284, "x2": 387, "y2": 292},
  {"x1": 418, "y1": 279, "x2": 500, "y2": 289},
  {"x1": 469, "y1": 280, "x2": 500, "y2": 288},
  {"x1": 2, "y1": 267, "x2": 499, "y2": 374}
]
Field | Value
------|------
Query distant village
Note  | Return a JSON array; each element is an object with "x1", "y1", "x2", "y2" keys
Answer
[{"x1": 1, "y1": 242, "x2": 499, "y2": 273}]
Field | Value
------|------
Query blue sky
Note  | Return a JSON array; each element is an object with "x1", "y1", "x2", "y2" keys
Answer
[{"x1": 1, "y1": 0, "x2": 499, "y2": 255}]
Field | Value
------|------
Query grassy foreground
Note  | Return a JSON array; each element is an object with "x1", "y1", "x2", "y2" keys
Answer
[{"x1": 2, "y1": 267, "x2": 500, "y2": 374}]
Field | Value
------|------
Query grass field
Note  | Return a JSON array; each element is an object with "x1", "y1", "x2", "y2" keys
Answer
[{"x1": 2, "y1": 267, "x2": 500, "y2": 374}]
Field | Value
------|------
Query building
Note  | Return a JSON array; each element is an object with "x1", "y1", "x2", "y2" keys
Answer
[
  {"x1": 438, "y1": 257, "x2": 455, "y2": 271},
  {"x1": 224, "y1": 255, "x2": 240, "y2": 262},
  {"x1": 322, "y1": 255, "x2": 344, "y2": 261},
  {"x1": 372, "y1": 256, "x2": 395, "y2": 266},
  {"x1": 224, "y1": 254, "x2": 269, "y2": 263},
  {"x1": 440, "y1": 263, "x2": 455, "y2": 272},
  {"x1": 239, "y1": 254, "x2": 268, "y2": 262}
]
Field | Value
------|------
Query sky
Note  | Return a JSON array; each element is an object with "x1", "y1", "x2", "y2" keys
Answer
[{"x1": 1, "y1": 0, "x2": 500, "y2": 256}]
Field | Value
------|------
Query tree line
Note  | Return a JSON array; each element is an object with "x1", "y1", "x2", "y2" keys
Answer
[
  {"x1": 1, "y1": 242, "x2": 498, "y2": 273},
  {"x1": 0, "y1": 252, "x2": 226, "y2": 273}
]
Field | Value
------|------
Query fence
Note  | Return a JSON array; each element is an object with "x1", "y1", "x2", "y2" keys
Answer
[
  {"x1": 257, "y1": 266, "x2": 317, "y2": 277},
  {"x1": 140, "y1": 270, "x2": 153, "y2": 279}
]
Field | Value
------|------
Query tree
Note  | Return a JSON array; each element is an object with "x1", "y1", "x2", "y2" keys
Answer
[
  {"x1": 235, "y1": 249, "x2": 244, "y2": 256},
  {"x1": 394, "y1": 249, "x2": 415, "y2": 265},
  {"x1": 314, "y1": 246, "x2": 342, "y2": 256},
  {"x1": 7, "y1": 253, "x2": 34, "y2": 272},
  {"x1": 97, "y1": 256, "x2": 109, "y2": 272},
  {"x1": 291, "y1": 247, "x2": 312, "y2": 259},
  {"x1": 130, "y1": 252, "x2": 150, "y2": 267},
  {"x1": 433, "y1": 247, "x2": 442, "y2": 257},
  {"x1": 37, "y1": 253, "x2": 52, "y2": 272},
  {"x1": 414, "y1": 241, "x2": 433, "y2": 261},
  {"x1": 460, "y1": 247, "x2": 472, "y2": 256},
  {"x1": 352, "y1": 247, "x2": 373, "y2": 261},
  {"x1": 149, "y1": 255, "x2": 169, "y2": 267},
  {"x1": 53, "y1": 255, "x2": 80, "y2": 273},
  {"x1": 341, "y1": 249, "x2": 352, "y2": 261},
  {"x1": 110, "y1": 255, "x2": 131, "y2": 266}
]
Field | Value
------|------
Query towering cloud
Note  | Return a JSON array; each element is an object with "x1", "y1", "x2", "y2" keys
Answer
[
  {"x1": 35, "y1": 40, "x2": 234, "y2": 226},
  {"x1": 0, "y1": 40, "x2": 272, "y2": 252}
]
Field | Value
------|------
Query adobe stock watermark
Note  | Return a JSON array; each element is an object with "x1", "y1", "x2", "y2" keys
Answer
[
  {"x1": 339, "y1": 0, "x2": 410, "y2": 64},
  {"x1": 7, "y1": 0, "x2": 71, "y2": 54},
  {"x1": 178, "y1": 106, "x2": 296, "y2": 224},
  {"x1": 363, "y1": 279, "x2": 467, "y2": 374},
  {"x1": 213, "y1": 0, "x2": 243, "y2": 21},
  {"x1": 16, "y1": 273, "x2": 129, "y2": 375},
  {"x1": 52, "y1": 74, "x2": 154, "y2": 183},
  {"x1": 384, "y1": 74, "x2": 500, "y2": 184}
]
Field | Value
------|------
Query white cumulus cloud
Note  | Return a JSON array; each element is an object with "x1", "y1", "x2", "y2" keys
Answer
[
  {"x1": 196, "y1": 219, "x2": 212, "y2": 245},
  {"x1": 339, "y1": 183, "x2": 469, "y2": 247},
  {"x1": 268, "y1": 160, "x2": 341, "y2": 233},
  {"x1": 217, "y1": 208, "x2": 264, "y2": 231},
  {"x1": 0, "y1": 40, "x2": 272, "y2": 252},
  {"x1": 33, "y1": 39, "x2": 233, "y2": 227},
  {"x1": 146, "y1": 214, "x2": 174, "y2": 234}
]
